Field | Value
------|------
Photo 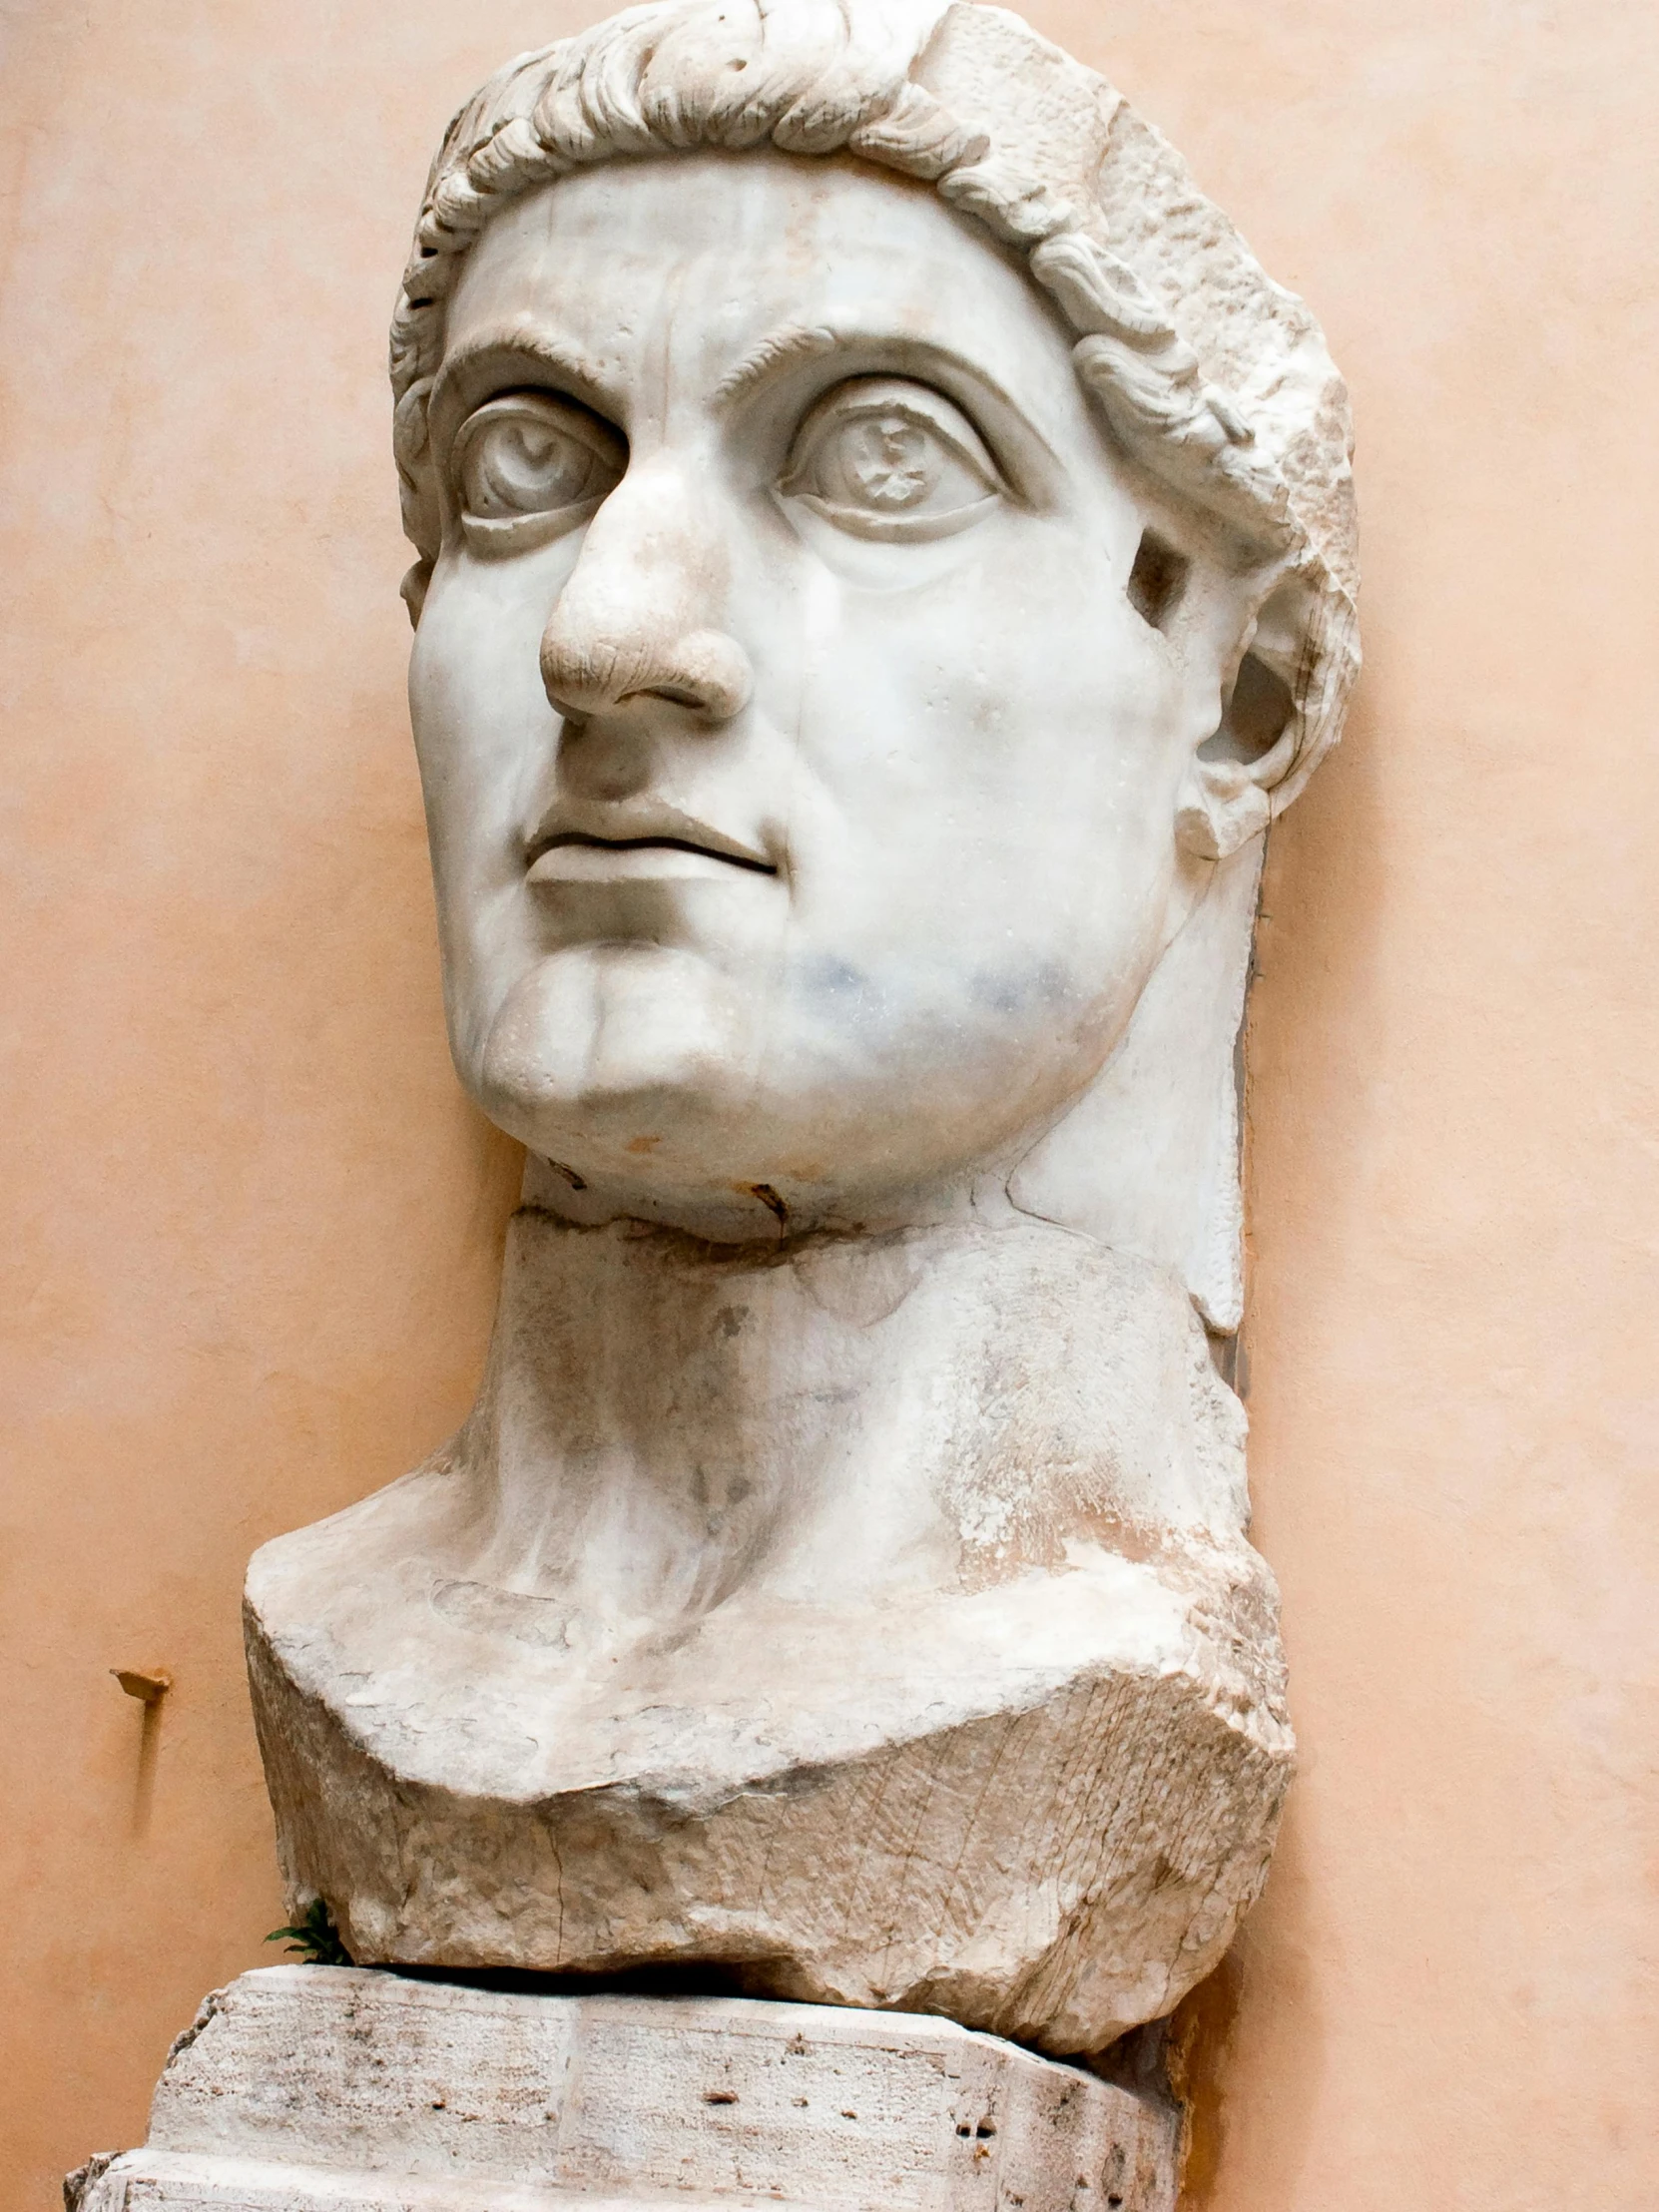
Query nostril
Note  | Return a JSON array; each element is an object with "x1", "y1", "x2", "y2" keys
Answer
[
  {"x1": 540, "y1": 628, "x2": 753, "y2": 724},
  {"x1": 625, "y1": 684, "x2": 715, "y2": 713}
]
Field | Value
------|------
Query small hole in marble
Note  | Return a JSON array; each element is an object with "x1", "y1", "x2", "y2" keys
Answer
[{"x1": 1126, "y1": 528, "x2": 1190, "y2": 632}]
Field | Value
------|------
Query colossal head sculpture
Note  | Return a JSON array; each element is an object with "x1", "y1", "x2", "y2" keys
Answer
[{"x1": 247, "y1": 0, "x2": 1357, "y2": 2061}]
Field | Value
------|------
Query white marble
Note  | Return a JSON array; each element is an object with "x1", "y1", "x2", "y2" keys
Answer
[
  {"x1": 251, "y1": 1207, "x2": 1292, "y2": 2050},
  {"x1": 70, "y1": 1969, "x2": 1180, "y2": 2212},
  {"x1": 247, "y1": 0, "x2": 1358, "y2": 2063}
]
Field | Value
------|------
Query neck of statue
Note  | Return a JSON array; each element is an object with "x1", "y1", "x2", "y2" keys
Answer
[
  {"x1": 445, "y1": 1187, "x2": 1231, "y2": 1650},
  {"x1": 455, "y1": 1202, "x2": 989, "y2": 1639}
]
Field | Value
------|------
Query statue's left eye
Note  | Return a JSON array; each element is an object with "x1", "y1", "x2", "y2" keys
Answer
[
  {"x1": 781, "y1": 377, "x2": 1001, "y2": 542},
  {"x1": 453, "y1": 393, "x2": 626, "y2": 552}
]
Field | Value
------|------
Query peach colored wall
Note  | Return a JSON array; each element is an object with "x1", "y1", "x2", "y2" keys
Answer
[{"x1": 2, "y1": 0, "x2": 1654, "y2": 2206}]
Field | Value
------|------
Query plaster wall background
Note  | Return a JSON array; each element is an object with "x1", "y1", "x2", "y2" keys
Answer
[{"x1": 1, "y1": 0, "x2": 1654, "y2": 2206}]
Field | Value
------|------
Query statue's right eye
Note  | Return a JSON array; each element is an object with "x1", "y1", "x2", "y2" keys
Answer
[{"x1": 452, "y1": 393, "x2": 626, "y2": 554}]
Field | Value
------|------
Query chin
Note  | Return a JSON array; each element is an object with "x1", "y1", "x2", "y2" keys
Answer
[
  {"x1": 472, "y1": 944, "x2": 746, "y2": 1142},
  {"x1": 466, "y1": 983, "x2": 852, "y2": 1235},
  {"x1": 461, "y1": 943, "x2": 1124, "y2": 1232}
]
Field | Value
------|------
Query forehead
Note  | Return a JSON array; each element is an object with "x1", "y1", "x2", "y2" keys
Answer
[{"x1": 442, "y1": 150, "x2": 1083, "y2": 424}]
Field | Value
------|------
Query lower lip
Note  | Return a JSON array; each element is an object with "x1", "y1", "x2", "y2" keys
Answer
[{"x1": 527, "y1": 845, "x2": 770, "y2": 886}]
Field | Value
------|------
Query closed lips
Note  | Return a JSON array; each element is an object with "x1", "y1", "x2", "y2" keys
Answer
[{"x1": 524, "y1": 811, "x2": 778, "y2": 881}]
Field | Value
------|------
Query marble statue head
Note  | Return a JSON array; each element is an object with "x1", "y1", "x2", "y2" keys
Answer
[
  {"x1": 389, "y1": 0, "x2": 1359, "y2": 1294},
  {"x1": 240, "y1": 5, "x2": 1357, "y2": 2044}
]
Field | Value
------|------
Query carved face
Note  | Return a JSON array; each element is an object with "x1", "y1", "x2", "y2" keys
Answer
[{"x1": 410, "y1": 150, "x2": 1251, "y2": 1233}]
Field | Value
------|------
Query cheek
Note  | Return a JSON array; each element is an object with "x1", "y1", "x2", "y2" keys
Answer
[
  {"x1": 787, "y1": 535, "x2": 1185, "y2": 986},
  {"x1": 408, "y1": 554, "x2": 566, "y2": 866},
  {"x1": 407, "y1": 555, "x2": 572, "y2": 1066}
]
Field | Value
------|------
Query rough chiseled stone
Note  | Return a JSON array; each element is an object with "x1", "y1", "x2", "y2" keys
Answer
[{"x1": 249, "y1": 1212, "x2": 1293, "y2": 2056}]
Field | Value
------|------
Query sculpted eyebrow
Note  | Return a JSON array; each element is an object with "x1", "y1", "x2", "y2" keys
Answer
[
  {"x1": 431, "y1": 330, "x2": 618, "y2": 427},
  {"x1": 712, "y1": 324, "x2": 838, "y2": 405},
  {"x1": 710, "y1": 321, "x2": 1061, "y2": 483}
]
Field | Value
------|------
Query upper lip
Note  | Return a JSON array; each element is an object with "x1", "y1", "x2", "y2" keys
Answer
[{"x1": 525, "y1": 802, "x2": 778, "y2": 875}]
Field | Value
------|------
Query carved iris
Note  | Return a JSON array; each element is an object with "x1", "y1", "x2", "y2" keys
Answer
[
  {"x1": 454, "y1": 393, "x2": 627, "y2": 555},
  {"x1": 780, "y1": 377, "x2": 1001, "y2": 542}
]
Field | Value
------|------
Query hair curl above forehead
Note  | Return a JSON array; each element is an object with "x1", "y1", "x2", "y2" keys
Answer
[{"x1": 391, "y1": 0, "x2": 1359, "y2": 815}]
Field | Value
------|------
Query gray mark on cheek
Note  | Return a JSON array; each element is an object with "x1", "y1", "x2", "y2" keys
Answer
[
  {"x1": 969, "y1": 961, "x2": 1078, "y2": 1017},
  {"x1": 801, "y1": 957, "x2": 874, "y2": 1005}
]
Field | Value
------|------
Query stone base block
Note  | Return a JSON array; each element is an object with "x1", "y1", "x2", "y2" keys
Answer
[{"x1": 69, "y1": 1967, "x2": 1178, "y2": 2212}]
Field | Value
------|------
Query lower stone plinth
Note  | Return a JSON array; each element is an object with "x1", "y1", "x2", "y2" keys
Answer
[{"x1": 68, "y1": 1967, "x2": 1178, "y2": 2212}]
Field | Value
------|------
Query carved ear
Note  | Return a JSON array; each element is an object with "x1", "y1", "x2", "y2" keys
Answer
[{"x1": 1176, "y1": 576, "x2": 1309, "y2": 860}]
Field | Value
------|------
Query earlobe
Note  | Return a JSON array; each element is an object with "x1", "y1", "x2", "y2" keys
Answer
[
  {"x1": 1176, "y1": 757, "x2": 1272, "y2": 859},
  {"x1": 401, "y1": 560, "x2": 432, "y2": 628}
]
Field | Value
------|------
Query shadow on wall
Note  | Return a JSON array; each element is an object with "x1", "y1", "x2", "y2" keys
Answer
[
  {"x1": 1171, "y1": 647, "x2": 1389, "y2": 2202},
  {"x1": 1167, "y1": 1946, "x2": 1246, "y2": 2200},
  {"x1": 112, "y1": 1670, "x2": 173, "y2": 1841},
  {"x1": 1242, "y1": 625, "x2": 1389, "y2": 1386},
  {"x1": 1165, "y1": 1810, "x2": 1331, "y2": 2207}
]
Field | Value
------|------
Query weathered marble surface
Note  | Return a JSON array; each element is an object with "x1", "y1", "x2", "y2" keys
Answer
[
  {"x1": 241, "y1": 0, "x2": 1357, "y2": 2059},
  {"x1": 69, "y1": 1968, "x2": 1179, "y2": 2212},
  {"x1": 250, "y1": 1211, "x2": 1291, "y2": 2053}
]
